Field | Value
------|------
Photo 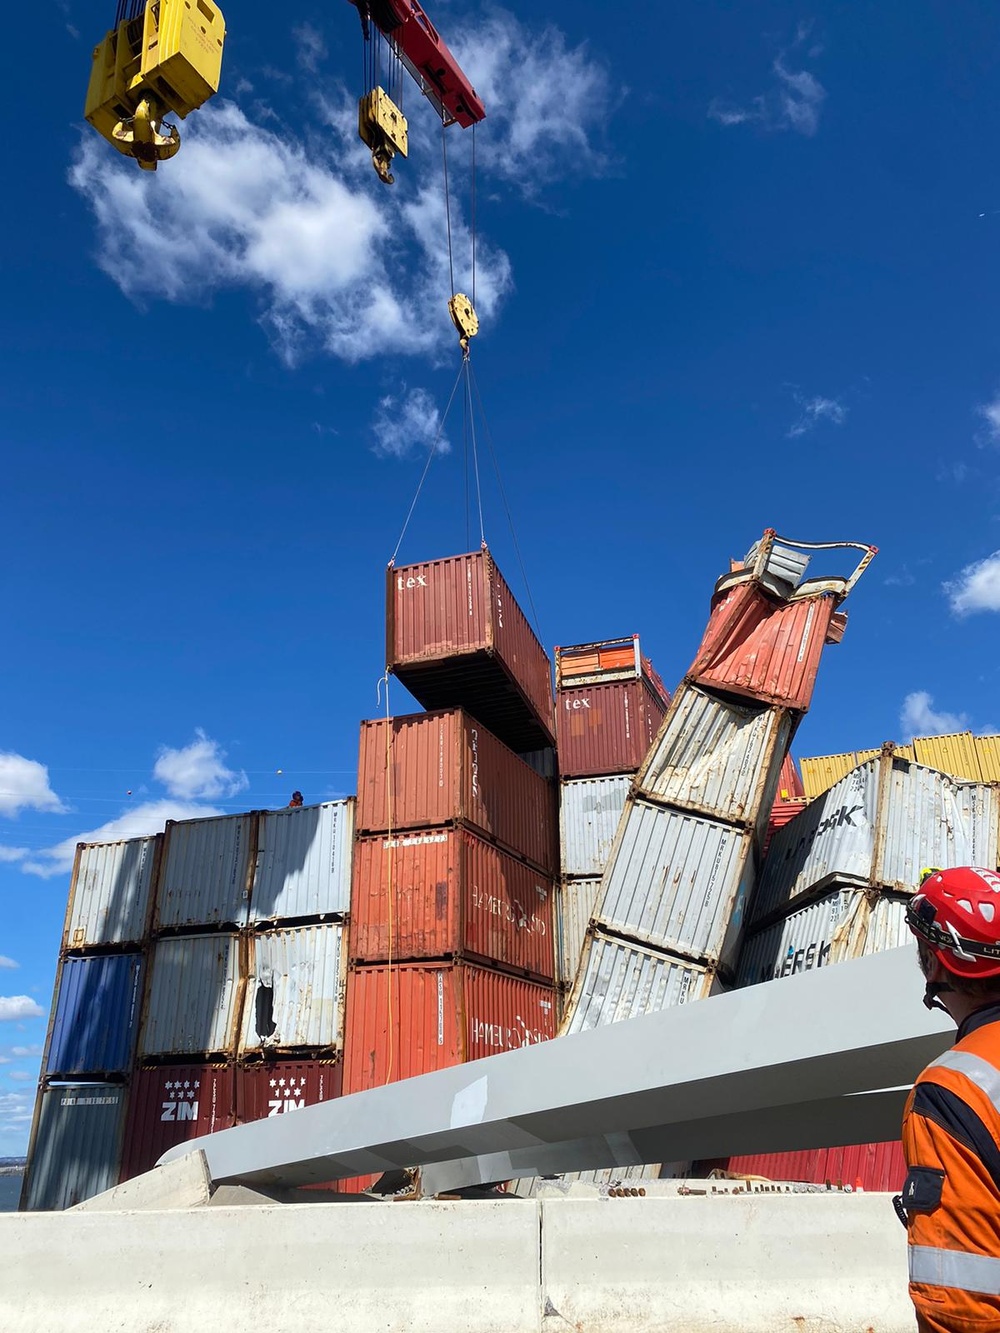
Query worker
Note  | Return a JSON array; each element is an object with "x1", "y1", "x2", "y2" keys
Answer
[
  {"x1": 288, "y1": 790, "x2": 304, "y2": 808},
  {"x1": 898, "y1": 866, "x2": 1000, "y2": 1332}
]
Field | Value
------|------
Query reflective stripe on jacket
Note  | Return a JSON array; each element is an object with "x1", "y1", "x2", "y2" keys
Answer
[{"x1": 902, "y1": 1008, "x2": 1000, "y2": 1332}]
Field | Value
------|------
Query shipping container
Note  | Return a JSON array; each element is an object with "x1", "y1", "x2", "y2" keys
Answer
[
  {"x1": 593, "y1": 799, "x2": 756, "y2": 966},
  {"x1": 688, "y1": 581, "x2": 839, "y2": 712},
  {"x1": 120, "y1": 1064, "x2": 237, "y2": 1181},
  {"x1": 775, "y1": 754, "x2": 804, "y2": 802},
  {"x1": 342, "y1": 961, "x2": 556, "y2": 1093},
  {"x1": 718, "y1": 1140, "x2": 906, "y2": 1193},
  {"x1": 248, "y1": 800, "x2": 354, "y2": 924},
  {"x1": 878, "y1": 761, "x2": 998, "y2": 891},
  {"x1": 556, "y1": 679, "x2": 667, "y2": 779},
  {"x1": 978, "y1": 735, "x2": 1000, "y2": 783},
  {"x1": 236, "y1": 1059, "x2": 343, "y2": 1123},
  {"x1": 913, "y1": 731, "x2": 983, "y2": 782},
  {"x1": 555, "y1": 878, "x2": 601, "y2": 987},
  {"x1": 386, "y1": 549, "x2": 556, "y2": 753},
  {"x1": 155, "y1": 812, "x2": 256, "y2": 931},
  {"x1": 357, "y1": 710, "x2": 557, "y2": 874},
  {"x1": 560, "y1": 775, "x2": 631, "y2": 878},
  {"x1": 634, "y1": 687, "x2": 793, "y2": 835},
  {"x1": 46, "y1": 953, "x2": 143, "y2": 1076},
  {"x1": 736, "y1": 887, "x2": 911, "y2": 988},
  {"x1": 140, "y1": 933, "x2": 243, "y2": 1058},
  {"x1": 561, "y1": 931, "x2": 713, "y2": 1035},
  {"x1": 763, "y1": 799, "x2": 808, "y2": 856},
  {"x1": 22, "y1": 1083, "x2": 126, "y2": 1211},
  {"x1": 743, "y1": 538, "x2": 810, "y2": 596},
  {"x1": 241, "y1": 923, "x2": 347, "y2": 1052},
  {"x1": 351, "y1": 830, "x2": 554, "y2": 979},
  {"x1": 63, "y1": 836, "x2": 160, "y2": 950},
  {"x1": 800, "y1": 752, "x2": 858, "y2": 800}
]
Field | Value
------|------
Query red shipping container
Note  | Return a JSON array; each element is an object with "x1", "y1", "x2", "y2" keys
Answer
[
  {"x1": 237, "y1": 1060, "x2": 343, "y2": 1122},
  {"x1": 763, "y1": 797, "x2": 808, "y2": 855},
  {"x1": 775, "y1": 753, "x2": 805, "y2": 801},
  {"x1": 555, "y1": 636, "x2": 671, "y2": 708},
  {"x1": 720, "y1": 1140, "x2": 906, "y2": 1193},
  {"x1": 688, "y1": 581, "x2": 839, "y2": 713},
  {"x1": 556, "y1": 679, "x2": 668, "y2": 779},
  {"x1": 357, "y1": 710, "x2": 557, "y2": 874},
  {"x1": 343, "y1": 960, "x2": 556, "y2": 1094},
  {"x1": 120, "y1": 1064, "x2": 236, "y2": 1181},
  {"x1": 387, "y1": 549, "x2": 556, "y2": 753},
  {"x1": 352, "y1": 829, "x2": 555, "y2": 979}
]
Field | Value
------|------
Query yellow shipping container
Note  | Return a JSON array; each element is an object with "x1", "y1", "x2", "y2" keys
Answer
[
  {"x1": 913, "y1": 732, "x2": 983, "y2": 783},
  {"x1": 976, "y1": 735, "x2": 1000, "y2": 784},
  {"x1": 800, "y1": 752, "x2": 858, "y2": 800}
]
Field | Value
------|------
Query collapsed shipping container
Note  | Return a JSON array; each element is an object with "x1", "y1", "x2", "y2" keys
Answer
[
  {"x1": 63, "y1": 836, "x2": 161, "y2": 950},
  {"x1": 248, "y1": 800, "x2": 354, "y2": 924},
  {"x1": 563, "y1": 930, "x2": 714, "y2": 1033},
  {"x1": 386, "y1": 550, "x2": 556, "y2": 753},
  {"x1": 555, "y1": 878, "x2": 601, "y2": 987},
  {"x1": 21, "y1": 1083, "x2": 127, "y2": 1211},
  {"x1": 241, "y1": 923, "x2": 347, "y2": 1053}
]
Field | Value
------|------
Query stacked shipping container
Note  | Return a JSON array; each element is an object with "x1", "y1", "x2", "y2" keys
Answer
[{"x1": 800, "y1": 729, "x2": 1000, "y2": 798}]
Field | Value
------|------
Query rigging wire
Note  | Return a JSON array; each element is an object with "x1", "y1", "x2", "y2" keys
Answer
[
  {"x1": 388, "y1": 358, "x2": 465, "y2": 566},
  {"x1": 464, "y1": 359, "x2": 486, "y2": 548},
  {"x1": 440, "y1": 119, "x2": 456, "y2": 299},
  {"x1": 471, "y1": 124, "x2": 477, "y2": 308}
]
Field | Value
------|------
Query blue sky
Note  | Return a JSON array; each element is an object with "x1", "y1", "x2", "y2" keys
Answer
[{"x1": 2, "y1": 0, "x2": 1000, "y2": 1152}]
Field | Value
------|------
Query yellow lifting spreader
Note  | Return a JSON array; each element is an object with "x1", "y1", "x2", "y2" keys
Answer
[
  {"x1": 85, "y1": 0, "x2": 226, "y2": 170},
  {"x1": 448, "y1": 293, "x2": 478, "y2": 356},
  {"x1": 358, "y1": 87, "x2": 408, "y2": 185}
]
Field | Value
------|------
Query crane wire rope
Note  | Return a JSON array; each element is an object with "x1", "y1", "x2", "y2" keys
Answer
[
  {"x1": 471, "y1": 124, "x2": 477, "y2": 308},
  {"x1": 463, "y1": 357, "x2": 486, "y2": 548},
  {"x1": 440, "y1": 119, "x2": 457, "y2": 300},
  {"x1": 375, "y1": 669, "x2": 396, "y2": 1087},
  {"x1": 387, "y1": 358, "x2": 465, "y2": 567}
]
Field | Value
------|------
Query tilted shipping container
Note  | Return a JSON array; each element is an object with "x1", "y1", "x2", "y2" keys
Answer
[
  {"x1": 63, "y1": 836, "x2": 160, "y2": 950},
  {"x1": 154, "y1": 812, "x2": 257, "y2": 931},
  {"x1": 22, "y1": 1083, "x2": 127, "y2": 1211},
  {"x1": 387, "y1": 549, "x2": 555, "y2": 753},
  {"x1": 357, "y1": 709, "x2": 557, "y2": 873},
  {"x1": 560, "y1": 775, "x2": 631, "y2": 879},
  {"x1": 351, "y1": 829, "x2": 554, "y2": 979},
  {"x1": 561, "y1": 931, "x2": 713, "y2": 1035},
  {"x1": 120, "y1": 1064, "x2": 237, "y2": 1181},
  {"x1": 248, "y1": 800, "x2": 354, "y2": 924},
  {"x1": 140, "y1": 933, "x2": 243, "y2": 1058},
  {"x1": 555, "y1": 878, "x2": 601, "y2": 987},
  {"x1": 556, "y1": 679, "x2": 667, "y2": 779},
  {"x1": 241, "y1": 923, "x2": 347, "y2": 1053},
  {"x1": 46, "y1": 953, "x2": 143, "y2": 1077}
]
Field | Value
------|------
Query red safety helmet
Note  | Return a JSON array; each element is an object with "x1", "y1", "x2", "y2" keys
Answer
[{"x1": 906, "y1": 866, "x2": 1000, "y2": 979}]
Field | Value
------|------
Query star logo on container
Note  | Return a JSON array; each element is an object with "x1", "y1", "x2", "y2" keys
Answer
[{"x1": 160, "y1": 1075, "x2": 201, "y2": 1124}]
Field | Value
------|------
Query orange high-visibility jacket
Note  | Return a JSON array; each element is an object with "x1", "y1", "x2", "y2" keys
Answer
[{"x1": 901, "y1": 1002, "x2": 1000, "y2": 1332}]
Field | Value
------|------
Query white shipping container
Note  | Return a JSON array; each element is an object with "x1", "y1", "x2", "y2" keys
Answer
[
  {"x1": 878, "y1": 762, "x2": 998, "y2": 892},
  {"x1": 155, "y1": 812, "x2": 255, "y2": 930},
  {"x1": 555, "y1": 878, "x2": 602, "y2": 987},
  {"x1": 249, "y1": 800, "x2": 355, "y2": 923},
  {"x1": 561, "y1": 930, "x2": 712, "y2": 1035},
  {"x1": 140, "y1": 934, "x2": 242, "y2": 1057},
  {"x1": 560, "y1": 776, "x2": 631, "y2": 878},
  {"x1": 64, "y1": 837, "x2": 159, "y2": 949},
  {"x1": 635, "y1": 686, "x2": 792, "y2": 835},
  {"x1": 594, "y1": 800, "x2": 755, "y2": 964},
  {"x1": 241, "y1": 923, "x2": 347, "y2": 1052}
]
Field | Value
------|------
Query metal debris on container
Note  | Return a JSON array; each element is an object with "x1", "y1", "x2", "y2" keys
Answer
[{"x1": 120, "y1": 1064, "x2": 237, "y2": 1181}]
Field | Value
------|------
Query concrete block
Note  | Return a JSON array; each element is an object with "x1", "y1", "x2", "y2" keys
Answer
[
  {"x1": 541, "y1": 1194, "x2": 913, "y2": 1332},
  {"x1": 70, "y1": 1150, "x2": 211, "y2": 1213}
]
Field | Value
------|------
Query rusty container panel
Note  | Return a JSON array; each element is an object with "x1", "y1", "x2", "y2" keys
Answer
[
  {"x1": 387, "y1": 549, "x2": 555, "y2": 752},
  {"x1": 555, "y1": 878, "x2": 602, "y2": 987},
  {"x1": 556, "y1": 679, "x2": 668, "y2": 779},
  {"x1": 64, "y1": 836, "x2": 160, "y2": 950},
  {"x1": 249, "y1": 800, "x2": 354, "y2": 924},
  {"x1": 561, "y1": 930, "x2": 713, "y2": 1035},
  {"x1": 800, "y1": 752, "x2": 858, "y2": 799},
  {"x1": 776, "y1": 754, "x2": 805, "y2": 801},
  {"x1": 342, "y1": 961, "x2": 556, "y2": 1094},
  {"x1": 722, "y1": 1141, "x2": 906, "y2": 1193},
  {"x1": 237, "y1": 1060, "x2": 343, "y2": 1123},
  {"x1": 140, "y1": 933, "x2": 242, "y2": 1058},
  {"x1": 120, "y1": 1064, "x2": 236, "y2": 1182},
  {"x1": 688, "y1": 581, "x2": 838, "y2": 712},
  {"x1": 913, "y1": 731, "x2": 984, "y2": 781},
  {"x1": 241, "y1": 923, "x2": 347, "y2": 1053},
  {"x1": 560, "y1": 776, "x2": 631, "y2": 878},
  {"x1": 357, "y1": 709, "x2": 557, "y2": 873},
  {"x1": 154, "y1": 812, "x2": 256, "y2": 930},
  {"x1": 351, "y1": 830, "x2": 554, "y2": 978}
]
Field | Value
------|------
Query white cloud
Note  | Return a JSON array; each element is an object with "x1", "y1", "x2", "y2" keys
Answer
[
  {"x1": 0, "y1": 1089, "x2": 35, "y2": 1138},
  {"x1": 0, "y1": 848, "x2": 28, "y2": 864},
  {"x1": 9, "y1": 1046, "x2": 42, "y2": 1058},
  {"x1": 900, "y1": 691, "x2": 970, "y2": 742},
  {"x1": 976, "y1": 396, "x2": 1000, "y2": 444},
  {"x1": 0, "y1": 997, "x2": 44, "y2": 1022},
  {"x1": 293, "y1": 22, "x2": 326, "y2": 73},
  {"x1": 372, "y1": 386, "x2": 451, "y2": 459},
  {"x1": 945, "y1": 552, "x2": 1000, "y2": 615},
  {"x1": 709, "y1": 34, "x2": 826, "y2": 137},
  {"x1": 0, "y1": 958, "x2": 18, "y2": 970},
  {"x1": 153, "y1": 729, "x2": 248, "y2": 801},
  {"x1": 7, "y1": 1071, "x2": 33, "y2": 1082},
  {"x1": 19, "y1": 799, "x2": 225, "y2": 879},
  {"x1": 772, "y1": 59, "x2": 826, "y2": 136},
  {"x1": 787, "y1": 394, "x2": 847, "y2": 438},
  {"x1": 0, "y1": 754, "x2": 65, "y2": 818}
]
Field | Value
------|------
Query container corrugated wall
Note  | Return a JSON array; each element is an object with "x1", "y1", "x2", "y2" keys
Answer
[
  {"x1": 634, "y1": 687, "x2": 792, "y2": 832},
  {"x1": 913, "y1": 732, "x2": 983, "y2": 782},
  {"x1": 978, "y1": 735, "x2": 1000, "y2": 783},
  {"x1": 121, "y1": 1064, "x2": 237, "y2": 1181},
  {"x1": 237, "y1": 1060, "x2": 343, "y2": 1122},
  {"x1": 155, "y1": 813, "x2": 256, "y2": 930},
  {"x1": 22, "y1": 1083, "x2": 127, "y2": 1211},
  {"x1": 555, "y1": 878, "x2": 601, "y2": 986},
  {"x1": 561, "y1": 932, "x2": 712, "y2": 1034},
  {"x1": 63, "y1": 837, "x2": 159, "y2": 949},
  {"x1": 556, "y1": 680, "x2": 667, "y2": 778},
  {"x1": 800, "y1": 753, "x2": 858, "y2": 800},
  {"x1": 249, "y1": 800, "x2": 354, "y2": 924},
  {"x1": 241, "y1": 923, "x2": 347, "y2": 1052},
  {"x1": 47, "y1": 954, "x2": 143, "y2": 1076},
  {"x1": 140, "y1": 934, "x2": 242, "y2": 1057},
  {"x1": 878, "y1": 761, "x2": 999, "y2": 891},
  {"x1": 560, "y1": 776, "x2": 631, "y2": 878},
  {"x1": 594, "y1": 800, "x2": 755, "y2": 963},
  {"x1": 722, "y1": 1141, "x2": 906, "y2": 1193}
]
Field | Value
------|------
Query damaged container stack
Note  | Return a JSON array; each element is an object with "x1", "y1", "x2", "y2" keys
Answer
[
  {"x1": 343, "y1": 551, "x2": 560, "y2": 1116},
  {"x1": 561, "y1": 533, "x2": 876, "y2": 1035}
]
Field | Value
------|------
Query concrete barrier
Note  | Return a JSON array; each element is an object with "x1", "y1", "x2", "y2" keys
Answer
[{"x1": 1, "y1": 1193, "x2": 913, "y2": 1332}]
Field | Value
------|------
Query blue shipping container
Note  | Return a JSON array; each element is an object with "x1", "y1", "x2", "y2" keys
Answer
[{"x1": 46, "y1": 954, "x2": 143, "y2": 1076}]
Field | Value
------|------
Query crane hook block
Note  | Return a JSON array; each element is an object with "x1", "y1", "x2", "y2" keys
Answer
[
  {"x1": 448, "y1": 294, "x2": 478, "y2": 355},
  {"x1": 113, "y1": 97, "x2": 180, "y2": 170},
  {"x1": 358, "y1": 88, "x2": 408, "y2": 184}
]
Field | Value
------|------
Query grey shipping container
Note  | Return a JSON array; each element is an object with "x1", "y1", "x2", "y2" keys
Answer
[
  {"x1": 560, "y1": 775, "x2": 631, "y2": 878},
  {"x1": 555, "y1": 878, "x2": 602, "y2": 987},
  {"x1": 154, "y1": 812, "x2": 256, "y2": 931},
  {"x1": 63, "y1": 836, "x2": 160, "y2": 949},
  {"x1": 140, "y1": 934, "x2": 243, "y2": 1058},
  {"x1": 21, "y1": 1083, "x2": 126, "y2": 1211},
  {"x1": 561, "y1": 930, "x2": 713, "y2": 1034},
  {"x1": 241, "y1": 923, "x2": 347, "y2": 1052},
  {"x1": 249, "y1": 800, "x2": 354, "y2": 924}
]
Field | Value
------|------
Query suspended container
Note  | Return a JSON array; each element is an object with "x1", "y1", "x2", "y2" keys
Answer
[
  {"x1": 241, "y1": 923, "x2": 347, "y2": 1053},
  {"x1": 593, "y1": 799, "x2": 756, "y2": 967},
  {"x1": 556, "y1": 680, "x2": 668, "y2": 779},
  {"x1": 121, "y1": 1064, "x2": 237, "y2": 1182},
  {"x1": 342, "y1": 961, "x2": 556, "y2": 1094},
  {"x1": 248, "y1": 800, "x2": 354, "y2": 925},
  {"x1": 140, "y1": 933, "x2": 243, "y2": 1058},
  {"x1": 634, "y1": 685, "x2": 793, "y2": 835},
  {"x1": 357, "y1": 709, "x2": 557, "y2": 874},
  {"x1": 21, "y1": 1082, "x2": 127, "y2": 1211},
  {"x1": 386, "y1": 549, "x2": 556, "y2": 753},
  {"x1": 351, "y1": 829, "x2": 554, "y2": 979},
  {"x1": 560, "y1": 775, "x2": 631, "y2": 878},
  {"x1": 46, "y1": 953, "x2": 144, "y2": 1077},
  {"x1": 154, "y1": 811, "x2": 257, "y2": 931},
  {"x1": 555, "y1": 878, "x2": 601, "y2": 987},
  {"x1": 555, "y1": 635, "x2": 670, "y2": 704},
  {"x1": 63, "y1": 835, "x2": 161, "y2": 950},
  {"x1": 561, "y1": 930, "x2": 713, "y2": 1035}
]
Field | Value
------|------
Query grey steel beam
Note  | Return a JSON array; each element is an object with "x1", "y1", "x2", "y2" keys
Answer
[{"x1": 160, "y1": 947, "x2": 952, "y2": 1189}]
